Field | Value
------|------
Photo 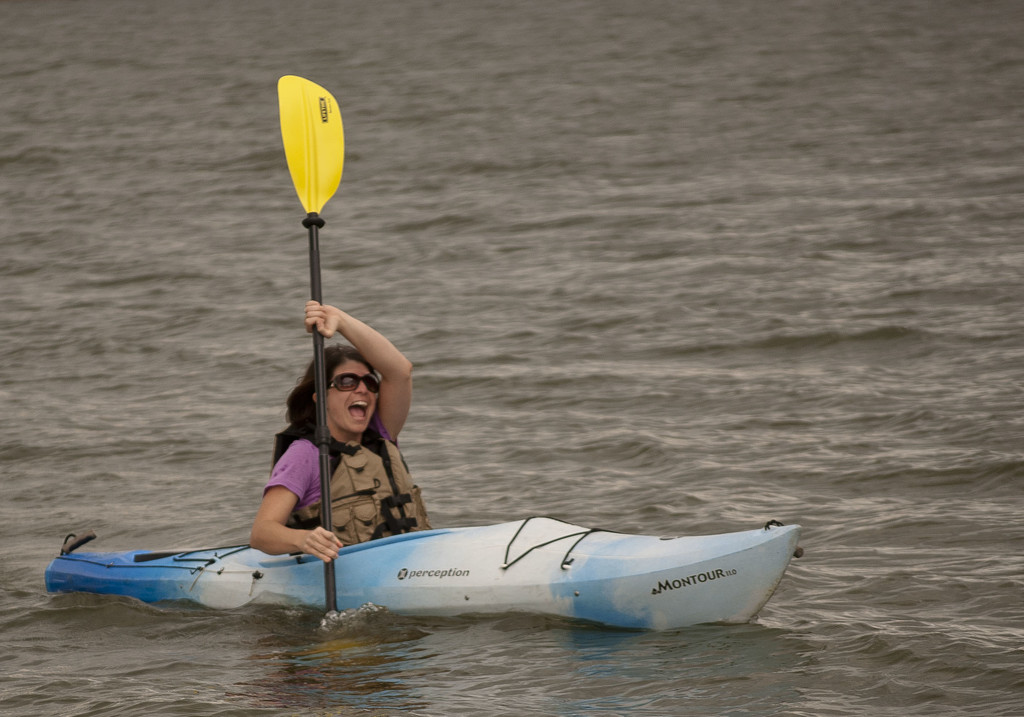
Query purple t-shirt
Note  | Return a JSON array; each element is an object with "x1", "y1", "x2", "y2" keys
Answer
[
  {"x1": 264, "y1": 414, "x2": 393, "y2": 509},
  {"x1": 266, "y1": 438, "x2": 322, "y2": 509}
]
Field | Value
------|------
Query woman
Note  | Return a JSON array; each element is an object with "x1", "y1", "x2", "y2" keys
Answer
[{"x1": 250, "y1": 301, "x2": 429, "y2": 562}]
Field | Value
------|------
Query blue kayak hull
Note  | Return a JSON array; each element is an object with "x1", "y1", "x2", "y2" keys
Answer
[{"x1": 45, "y1": 517, "x2": 801, "y2": 630}]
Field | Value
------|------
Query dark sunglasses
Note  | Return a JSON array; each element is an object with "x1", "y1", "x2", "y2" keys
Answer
[{"x1": 329, "y1": 372, "x2": 380, "y2": 393}]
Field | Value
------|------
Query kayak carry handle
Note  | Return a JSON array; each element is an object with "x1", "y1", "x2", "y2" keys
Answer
[
  {"x1": 762, "y1": 520, "x2": 805, "y2": 558},
  {"x1": 61, "y1": 531, "x2": 97, "y2": 555}
]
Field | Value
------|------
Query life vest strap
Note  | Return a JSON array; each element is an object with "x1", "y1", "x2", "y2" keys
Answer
[
  {"x1": 380, "y1": 493, "x2": 412, "y2": 509},
  {"x1": 371, "y1": 507, "x2": 419, "y2": 540}
]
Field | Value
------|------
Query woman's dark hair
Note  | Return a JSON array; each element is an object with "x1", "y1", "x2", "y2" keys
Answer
[{"x1": 285, "y1": 344, "x2": 375, "y2": 428}]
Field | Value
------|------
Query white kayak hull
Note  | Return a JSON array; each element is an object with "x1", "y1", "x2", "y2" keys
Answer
[{"x1": 46, "y1": 517, "x2": 801, "y2": 630}]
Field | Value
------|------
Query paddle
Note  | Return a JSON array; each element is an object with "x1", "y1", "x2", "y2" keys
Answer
[{"x1": 277, "y1": 74, "x2": 346, "y2": 614}]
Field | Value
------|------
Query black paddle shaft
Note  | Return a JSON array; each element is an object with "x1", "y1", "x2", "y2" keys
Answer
[{"x1": 303, "y1": 211, "x2": 337, "y2": 613}]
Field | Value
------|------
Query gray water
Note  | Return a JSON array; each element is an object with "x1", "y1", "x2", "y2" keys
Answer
[{"x1": 2, "y1": 0, "x2": 1022, "y2": 715}]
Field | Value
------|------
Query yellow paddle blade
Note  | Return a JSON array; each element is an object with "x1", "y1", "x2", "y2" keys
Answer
[{"x1": 278, "y1": 75, "x2": 345, "y2": 214}]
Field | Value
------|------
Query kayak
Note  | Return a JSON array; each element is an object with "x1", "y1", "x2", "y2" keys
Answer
[{"x1": 45, "y1": 517, "x2": 801, "y2": 630}]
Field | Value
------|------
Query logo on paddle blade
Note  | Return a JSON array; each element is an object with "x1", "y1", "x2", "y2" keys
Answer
[{"x1": 319, "y1": 97, "x2": 330, "y2": 123}]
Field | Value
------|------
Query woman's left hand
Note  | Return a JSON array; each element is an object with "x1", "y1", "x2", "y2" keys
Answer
[{"x1": 305, "y1": 300, "x2": 341, "y2": 337}]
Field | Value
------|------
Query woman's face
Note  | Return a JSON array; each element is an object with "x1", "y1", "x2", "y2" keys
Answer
[{"x1": 323, "y1": 359, "x2": 377, "y2": 443}]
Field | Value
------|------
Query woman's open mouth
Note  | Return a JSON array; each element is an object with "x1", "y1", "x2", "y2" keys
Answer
[{"x1": 348, "y1": 400, "x2": 369, "y2": 420}]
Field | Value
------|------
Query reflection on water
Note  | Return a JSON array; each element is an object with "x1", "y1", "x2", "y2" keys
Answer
[
  {"x1": 235, "y1": 607, "x2": 812, "y2": 715},
  {"x1": 238, "y1": 605, "x2": 430, "y2": 712}
]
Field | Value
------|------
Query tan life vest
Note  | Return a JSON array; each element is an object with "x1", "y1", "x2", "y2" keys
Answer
[{"x1": 286, "y1": 436, "x2": 431, "y2": 546}]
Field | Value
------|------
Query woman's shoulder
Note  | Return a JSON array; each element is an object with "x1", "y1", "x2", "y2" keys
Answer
[
  {"x1": 272, "y1": 426, "x2": 317, "y2": 467},
  {"x1": 273, "y1": 436, "x2": 318, "y2": 470},
  {"x1": 283, "y1": 436, "x2": 317, "y2": 453},
  {"x1": 266, "y1": 436, "x2": 320, "y2": 504}
]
